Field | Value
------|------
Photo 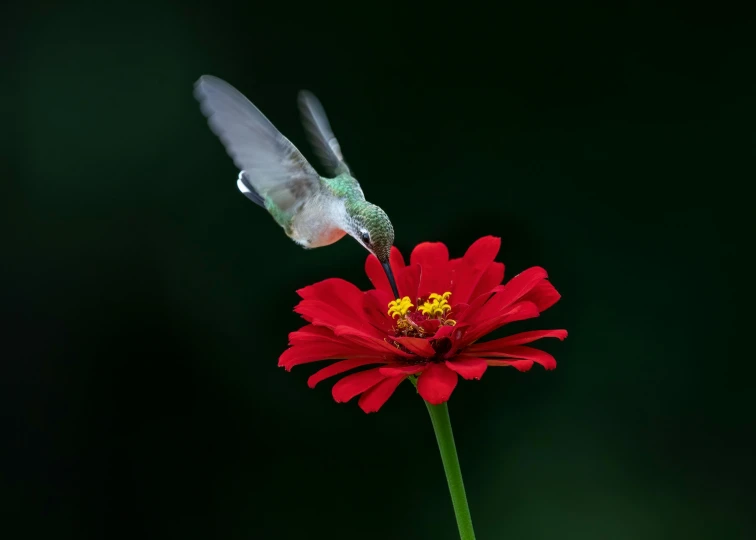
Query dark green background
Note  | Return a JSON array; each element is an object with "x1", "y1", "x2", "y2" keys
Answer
[{"x1": 3, "y1": 1, "x2": 754, "y2": 538}]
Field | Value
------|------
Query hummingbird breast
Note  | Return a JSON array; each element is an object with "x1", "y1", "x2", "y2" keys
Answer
[{"x1": 289, "y1": 194, "x2": 349, "y2": 248}]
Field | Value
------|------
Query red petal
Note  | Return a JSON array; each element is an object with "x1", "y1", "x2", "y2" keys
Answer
[
  {"x1": 450, "y1": 265, "x2": 481, "y2": 305},
  {"x1": 379, "y1": 364, "x2": 426, "y2": 376},
  {"x1": 394, "y1": 337, "x2": 436, "y2": 357},
  {"x1": 496, "y1": 301, "x2": 541, "y2": 325},
  {"x1": 358, "y1": 375, "x2": 407, "y2": 413},
  {"x1": 308, "y1": 358, "x2": 388, "y2": 388},
  {"x1": 470, "y1": 267, "x2": 548, "y2": 323},
  {"x1": 410, "y1": 241, "x2": 450, "y2": 267},
  {"x1": 521, "y1": 279, "x2": 561, "y2": 312},
  {"x1": 419, "y1": 318, "x2": 442, "y2": 334},
  {"x1": 296, "y1": 278, "x2": 374, "y2": 328},
  {"x1": 365, "y1": 256, "x2": 390, "y2": 296},
  {"x1": 432, "y1": 325, "x2": 455, "y2": 340},
  {"x1": 455, "y1": 291, "x2": 495, "y2": 324},
  {"x1": 468, "y1": 262, "x2": 504, "y2": 302},
  {"x1": 362, "y1": 290, "x2": 396, "y2": 334},
  {"x1": 450, "y1": 237, "x2": 501, "y2": 304},
  {"x1": 332, "y1": 368, "x2": 387, "y2": 402},
  {"x1": 459, "y1": 301, "x2": 541, "y2": 346},
  {"x1": 389, "y1": 246, "x2": 406, "y2": 270},
  {"x1": 450, "y1": 302, "x2": 469, "y2": 320},
  {"x1": 287, "y1": 324, "x2": 391, "y2": 348},
  {"x1": 294, "y1": 300, "x2": 377, "y2": 337},
  {"x1": 417, "y1": 362, "x2": 458, "y2": 405},
  {"x1": 486, "y1": 359, "x2": 534, "y2": 371},
  {"x1": 296, "y1": 277, "x2": 362, "y2": 304},
  {"x1": 466, "y1": 345, "x2": 557, "y2": 370},
  {"x1": 294, "y1": 278, "x2": 386, "y2": 337},
  {"x1": 410, "y1": 242, "x2": 452, "y2": 297},
  {"x1": 333, "y1": 325, "x2": 414, "y2": 357},
  {"x1": 438, "y1": 323, "x2": 471, "y2": 357},
  {"x1": 445, "y1": 358, "x2": 488, "y2": 380},
  {"x1": 463, "y1": 236, "x2": 501, "y2": 270},
  {"x1": 280, "y1": 326, "x2": 382, "y2": 368},
  {"x1": 287, "y1": 324, "x2": 338, "y2": 343},
  {"x1": 469, "y1": 329, "x2": 568, "y2": 350},
  {"x1": 279, "y1": 342, "x2": 379, "y2": 369},
  {"x1": 397, "y1": 264, "x2": 421, "y2": 302}
]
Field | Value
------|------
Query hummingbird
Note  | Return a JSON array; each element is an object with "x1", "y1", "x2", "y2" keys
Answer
[{"x1": 193, "y1": 75, "x2": 399, "y2": 298}]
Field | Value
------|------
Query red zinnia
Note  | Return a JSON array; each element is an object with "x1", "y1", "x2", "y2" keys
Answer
[{"x1": 279, "y1": 236, "x2": 567, "y2": 413}]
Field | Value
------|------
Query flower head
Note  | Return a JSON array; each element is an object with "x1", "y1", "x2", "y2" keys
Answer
[{"x1": 279, "y1": 236, "x2": 567, "y2": 413}]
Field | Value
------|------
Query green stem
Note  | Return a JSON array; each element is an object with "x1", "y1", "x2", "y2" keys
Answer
[{"x1": 425, "y1": 400, "x2": 477, "y2": 540}]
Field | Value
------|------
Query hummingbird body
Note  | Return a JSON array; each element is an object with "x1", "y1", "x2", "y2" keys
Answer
[
  {"x1": 289, "y1": 193, "x2": 348, "y2": 248},
  {"x1": 281, "y1": 176, "x2": 352, "y2": 248},
  {"x1": 195, "y1": 76, "x2": 399, "y2": 295},
  {"x1": 291, "y1": 173, "x2": 369, "y2": 248}
]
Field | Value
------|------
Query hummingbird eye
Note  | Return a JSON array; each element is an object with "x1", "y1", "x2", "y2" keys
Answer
[{"x1": 360, "y1": 230, "x2": 371, "y2": 245}]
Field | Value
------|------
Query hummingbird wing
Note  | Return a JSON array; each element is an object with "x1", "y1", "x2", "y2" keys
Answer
[
  {"x1": 194, "y1": 75, "x2": 321, "y2": 216},
  {"x1": 297, "y1": 90, "x2": 351, "y2": 177}
]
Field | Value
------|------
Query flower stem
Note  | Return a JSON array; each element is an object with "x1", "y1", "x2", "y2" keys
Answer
[{"x1": 424, "y1": 401, "x2": 477, "y2": 540}]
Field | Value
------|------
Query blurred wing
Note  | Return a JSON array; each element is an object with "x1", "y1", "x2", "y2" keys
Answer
[
  {"x1": 297, "y1": 90, "x2": 351, "y2": 176},
  {"x1": 194, "y1": 75, "x2": 321, "y2": 214}
]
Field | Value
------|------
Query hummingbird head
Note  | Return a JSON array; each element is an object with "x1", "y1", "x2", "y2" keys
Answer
[{"x1": 346, "y1": 202, "x2": 399, "y2": 298}]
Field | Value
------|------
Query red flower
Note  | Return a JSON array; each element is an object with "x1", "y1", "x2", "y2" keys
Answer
[{"x1": 279, "y1": 236, "x2": 567, "y2": 413}]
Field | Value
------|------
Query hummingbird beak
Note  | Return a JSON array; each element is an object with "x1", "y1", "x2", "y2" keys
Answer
[{"x1": 381, "y1": 261, "x2": 400, "y2": 299}]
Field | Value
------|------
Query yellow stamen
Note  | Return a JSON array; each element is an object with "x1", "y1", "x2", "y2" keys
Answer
[
  {"x1": 418, "y1": 291, "x2": 453, "y2": 317},
  {"x1": 388, "y1": 296, "x2": 413, "y2": 318}
]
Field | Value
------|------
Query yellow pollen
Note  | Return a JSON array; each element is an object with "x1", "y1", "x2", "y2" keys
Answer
[
  {"x1": 418, "y1": 291, "x2": 453, "y2": 317},
  {"x1": 388, "y1": 296, "x2": 413, "y2": 318}
]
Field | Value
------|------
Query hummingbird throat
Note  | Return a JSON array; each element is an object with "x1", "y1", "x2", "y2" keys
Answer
[{"x1": 387, "y1": 292, "x2": 457, "y2": 338}]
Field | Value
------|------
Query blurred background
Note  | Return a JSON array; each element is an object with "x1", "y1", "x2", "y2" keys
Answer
[{"x1": 3, "y1": 1, "x2": 755, "y2": 538}]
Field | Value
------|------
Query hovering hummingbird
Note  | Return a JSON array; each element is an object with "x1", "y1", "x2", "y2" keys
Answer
[{"x1": 193, "y1": 75, "x2": 399, "y2": 298}]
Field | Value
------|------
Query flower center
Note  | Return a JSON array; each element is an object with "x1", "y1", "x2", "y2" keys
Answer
[{"x1": 387, "y1": 291, "x2": 456, "y2": 338}]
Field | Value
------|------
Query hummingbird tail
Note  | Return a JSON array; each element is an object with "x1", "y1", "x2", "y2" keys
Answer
[{"x1": 236, "y1": 171, "x2": 264, "y2": 207}]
